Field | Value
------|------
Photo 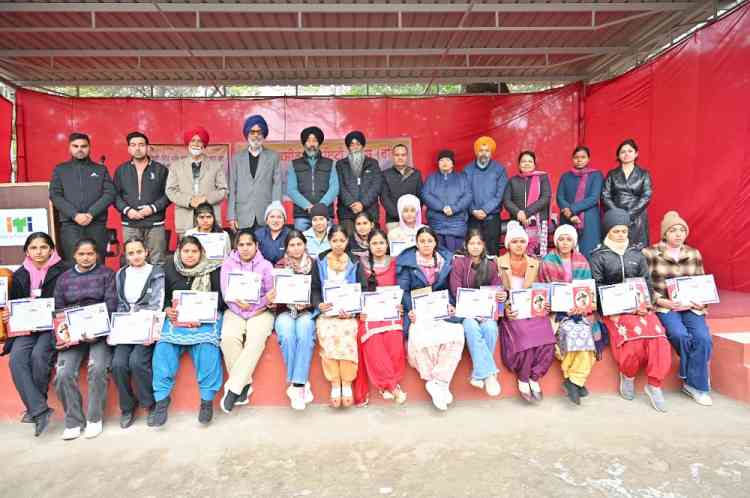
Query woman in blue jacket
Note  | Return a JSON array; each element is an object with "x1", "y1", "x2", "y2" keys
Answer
[
  {"x1": 421, "y1": 150, "x2": 471, "y2": 253},
  {"x1": 556, "y1": 146, "x2": 604, "y2": 258},
  {"x1": 397, "y1": 226, "x2": 464, "y2": 411}
]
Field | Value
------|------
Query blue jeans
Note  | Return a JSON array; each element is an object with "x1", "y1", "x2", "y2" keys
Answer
[
  {"x1": 294, "y1": 217, "x2": 312, "y2": 231},
  {"x1": 462, "y1": 318, "x2": 499, "y2": 380},
  {"x1": 657, "y1": 310, "x2": 712, "y2": 392},
  {"x1": 275, "y1": 311, "x2": 316, "y2": 385},
  {"x1": 152, "y1": 342, "x2": 223, "y2": 402}
]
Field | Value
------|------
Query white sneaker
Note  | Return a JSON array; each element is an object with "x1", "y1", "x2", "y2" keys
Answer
[
  {"x1": 469, "y1": 378, "x2": 485, "y2": 390},
  {"x1": 290, "y1": 387, "x2": 306, "y2": 411},
  {"x1": 304, "y1": 383, "x2": 314, "y2": 404},
  {"x1": 682, "y1": 383, "x2": 713, "y2": 406},
  {"x1": 528, "y1": 379, "x2": 541, "y2": 393},
  {"x1": 393, "y1": 385, "x2": 407, "y2": 404},
  {"x1": 518, "y1": 380, "x2": 531, "y2": 394},
  {"x1": 425, "y1": 380, "x2": 447, "y2": 411},
  {"x1": 62, "y1": 426, "x2": 81, "y2": 441},
  {"x1": 83, "y1": 421, "x2": 102, "y2": 439},
  {"x1": 441, "y1": 382, "x2": 454, "y2": 405},
  {"x1": 381, "y1": 390, "x2": 395, "y2": 400},
  {"x1": 484, "y1": 375, "x2": 502, "y2": 397}
]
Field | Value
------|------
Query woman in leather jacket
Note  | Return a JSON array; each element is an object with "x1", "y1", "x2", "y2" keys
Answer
[{"x1": 601, "y1": 139, "x2": 653, "y2": 248}]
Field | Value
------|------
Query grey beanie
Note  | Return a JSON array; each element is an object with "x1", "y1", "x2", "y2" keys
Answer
[{"x1": 602, "y1": 208, "x2": 630, "y2": 235}]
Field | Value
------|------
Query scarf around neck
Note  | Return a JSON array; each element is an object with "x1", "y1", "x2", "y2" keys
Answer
[
  {"x1": 23, "y1": 251, "x2": 62, "y2": 291},
  {"x1": 519, "y1": 170, "x2": 547, "y2": 207},
  {"x1": 326, "y1": 251, "x2": 350, "y2": 274},
  {"x1": 173, "y1": 251, "x2": 221, "y2": 292},
  {"x1": 604, "y1": 236, "x2": 629, "y2": 256},
  {"x1": 284, "y1": 252, "x2": 313, "y2": 275},
  {"x1": 570, "y1": 167, "x2": 597, "y2": 228}
]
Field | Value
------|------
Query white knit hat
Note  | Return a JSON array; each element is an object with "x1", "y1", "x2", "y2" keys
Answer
[
  {"x1": 504, "y1": 220, "x2": 529, "y2": 249},
  {"x1": 264, "y1": 200, "x2": 287, "y2": 223},
  {"x1": 553, "y1": 224, "x2": 578, "y2": 249}
]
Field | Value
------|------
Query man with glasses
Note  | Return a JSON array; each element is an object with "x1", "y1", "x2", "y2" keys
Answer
[{"x1": 227, "y1": 115, "x2": 282, "y2": 231}]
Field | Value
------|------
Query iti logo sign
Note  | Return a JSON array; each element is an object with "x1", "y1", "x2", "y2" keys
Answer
[{"x1": 0, "y1": 209, "x2": 50, "y2": 247}]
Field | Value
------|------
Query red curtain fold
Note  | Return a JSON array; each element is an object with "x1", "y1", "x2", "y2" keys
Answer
[{"x1": 0, "y1": 96, "x2": 12, "y2": 181}]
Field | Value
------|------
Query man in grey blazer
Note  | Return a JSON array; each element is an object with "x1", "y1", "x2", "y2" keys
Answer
[{"x1": 227, "y1": 115, "x2": 282, "y2": 231}]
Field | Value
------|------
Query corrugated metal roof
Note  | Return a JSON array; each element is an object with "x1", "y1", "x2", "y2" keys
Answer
[{"x1": 0, "y1": 1, "x2": 733, "y2": 87}]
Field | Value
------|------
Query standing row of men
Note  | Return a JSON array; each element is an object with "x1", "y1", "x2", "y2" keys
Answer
[{"x1": 48, "y1": 115, "x2": 509, "y2": 262}]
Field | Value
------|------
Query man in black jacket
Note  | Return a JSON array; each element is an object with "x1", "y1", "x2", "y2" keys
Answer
[
  {"x1": 335, "y1": 131, "x2": 383, "y2": 235},
  {"x1": 49, "y1": 133, "x2": 116, "y2": 262},
  {"x1": 113, "y1": 132, "x2": 170, "y2": 264},
  {"x1": 380, "y1": 143, "x2": 422, "y2": 232}
]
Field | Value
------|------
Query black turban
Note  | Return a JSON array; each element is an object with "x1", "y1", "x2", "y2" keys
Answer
[
  {"x1": 300, "y1": 126, "x2": 324, "y2": 146},
  {"x1": 344, "y1": 130, "x2": 366, "y2": 148}
]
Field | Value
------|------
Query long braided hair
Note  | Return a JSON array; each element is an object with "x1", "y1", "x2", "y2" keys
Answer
[{"x1": 364, "y1": 228, "x2": 389, "y2": 292}]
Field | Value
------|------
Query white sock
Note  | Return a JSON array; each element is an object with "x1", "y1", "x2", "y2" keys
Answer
[
  {"x1": 518, "y1": 380, "x2": 531, "y2": 394},
  {"x1": 529, "y1": 380, "x2": 541, "y2": 392}
]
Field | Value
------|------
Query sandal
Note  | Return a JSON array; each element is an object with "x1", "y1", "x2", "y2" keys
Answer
[
  {"x1": 330, "y1": 384, "x2": 342, "y2": 408},
  {"x1": 341, "y1": 383, "x2": 354, "y2": 407},
  {"x1": 393, "y1": 385, "x2": 407, "y2": 405}
]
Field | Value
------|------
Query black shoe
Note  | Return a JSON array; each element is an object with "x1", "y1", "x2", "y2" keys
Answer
[
  {"x1": 199, "y1": 400, "x2": 213, "y2": 425},
  {"x1": 221, "y1": 387, "x2": 240, "y2": 414},
  {"x1": 120, "y1": 410, "x2": 136, "y2": 429},
  {"x1": 34, "y1": 409, "x2": 52, "y2": 437},
  {"x1": 563, "y1": 379, "x2": 581, "y2": 405},
  {"x1": 145, "y1": 405, "x2": 157, "y2": 427},
  {"x1": 21, "y1": 411, "x2": 34, "y2": 424},
  {"x1": 236, "y1": 384, "x2": 251, "y2": 405},
  {"x1": 578, "y1": 385, "x2": 589, "y2": 398},
  {"x1": 152, "y1": 397, "x2": 170, "y2": 427}
]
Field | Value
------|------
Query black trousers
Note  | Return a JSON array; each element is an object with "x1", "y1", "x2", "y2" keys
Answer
[
  {"x1": 9, "y1": 332, "x2": 55, "y2": 417},
  {"x1": 111, "y1": 344, "x2": 155, "y2": 413},
  {"x1": 59, "y1": 222, "x2": 108, "y2": 262},
  {"x1": 469, "y1": 215, "x2": 502, "y2": 256}
]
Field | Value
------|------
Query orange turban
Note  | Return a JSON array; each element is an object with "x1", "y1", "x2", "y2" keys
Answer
[{"x1": 474, "y1": 136, "x2": 496, "y2": 156}]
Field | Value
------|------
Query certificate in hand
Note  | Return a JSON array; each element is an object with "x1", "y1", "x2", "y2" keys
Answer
[
  {"x1": 193, "y1": 232, "x2": 227, "y2": 260},
  {"x1": 411, "y1": 289, "x2": 450, "y2": 321},
  {"x1": 550, "y1": 283, "x2": 574, "y2": 313},
  {"x1": 389, "y1": 240, "x2": 414, "y2": 258},
  {"x1": 65, "y1": 303, "x2": 111, "y2": 339},
  {"x1": 175, "y1": 291, "x2": 219, "y2": 323},
  {"x1": 669, "y1": 274, "x2": 719, "y2": 306},
  {"x1": 225, "y1": 271, "x2": 262, "y2": 303},
  {"x1": 361, "y1": 286, "x2": 403, "y2": 321},
  {"x1": 323, "y1": 282, "x2": 363, "y2": 316},
  {"x1": 625, "y1": 277, "x2": 651, "y2": 308},
  {"x1": 273, "y1": 273, "x2": 311, "y2": 304},
  {"x1": 455, "y1": 287, "x2": 495, "y2": 320},
  {"x1": 0, "y1": 276, "x2": 8, "y2": 307},
  {"x1": 509, "y1": 289, "x2": 533, "y2": 319},
  {"x1": 598, "y1": 283, "x2": 638, "y2": 316},
  {"x1": 480, "y1": 285, "x2": 505, "y2": 319},
  {"x1": 108, "y1": 311, "x2": 155, "y2": 345},
  {"x1": 8, "y1": 298, "x2": 55, "y2": 336}
]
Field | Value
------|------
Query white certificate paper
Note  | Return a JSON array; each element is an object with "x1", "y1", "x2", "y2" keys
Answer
[
  {"x1": 598, "y1": 283, "x2": 638, "y2": 316},
  {"x1": 455, "y1": 287, "x2": 495, "y2": 320},
  {"x1": 176, "y1": 291, "x2": 219, "y2": 323},
  {"x1": 274, "y1": 273, "x2": 311, "y2": 304},
  {"x1": 8, "y1": 298, "x2": 55, "y2": 332},
  {"x1": 672, "y1": 274, "x2": 720, "y2": 306},
  {"x1": 412, "y1": 289, "x2": 450, "y2": 321},
  {"x1": 193, "y1": 232, "x2": 227, "y2": 260},
  {"x1": 362, "y1": 286, "x2": 403, "y2": 321},
  {"x1": 0, "y1": 276, "x2": 8, "y2": 307},
  {"x1": 108, "y1": 311, "x2": 157, "y2": 345},
  {"x1": 65, "y1": 303, "x2": 111, "y2": 339},
  {"x1": 225, "y1": 271, "x2": 262, "y2": 303},
  {"x1": 323, "y1": 282, "x2": 363, "y2": 316},
  {"x1": 509, "y1": 289, "x2": 533, "y2": 320},
  {"x1": 389, "y1": 240, "x2": 414, "y2": 258},
  {"x1": 550, "y1": 283, "x2": 574, "y2": 313}
]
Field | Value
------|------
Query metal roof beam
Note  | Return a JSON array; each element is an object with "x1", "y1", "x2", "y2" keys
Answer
[{"x1": 0, "y1": 2, "x2": 699, "y2": 14}]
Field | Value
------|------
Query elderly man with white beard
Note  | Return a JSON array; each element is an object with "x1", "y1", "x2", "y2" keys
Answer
[
  {"x1": 335, "y1": 131, "x2": 384, "y2": 236},
  {"x1": 227, "y1": 115, "x2": 282, "y2": 231}
]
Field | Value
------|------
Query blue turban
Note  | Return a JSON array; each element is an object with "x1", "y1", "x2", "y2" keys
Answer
[{"x1": 242, "y1": 114, "x2": 269, "y2": 138}]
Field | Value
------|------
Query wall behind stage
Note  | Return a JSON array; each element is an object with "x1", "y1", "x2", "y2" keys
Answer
[
  {"x1": 583, "y1": 3, "x2": 750, "y2": 291},
  {"x1": 0, "y1": 96, "x2": 11, "y2": 181}
]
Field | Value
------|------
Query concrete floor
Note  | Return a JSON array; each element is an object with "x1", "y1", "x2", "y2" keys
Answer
[{"x1": 2, "y1": 392, "x2": 749, "y2": 498}]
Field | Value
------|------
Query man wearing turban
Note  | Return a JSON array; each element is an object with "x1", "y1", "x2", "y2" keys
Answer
[
  {"x1": 227, "y1": 114, "x2": 282, "y2": 231},
  {"x1": 335, "y1": 130, "x2": 384, "y2": 235},
  {"x1": 285, "y1": 126, "x2": 339, "y2": 231},
  {"x1": 462, "y1": 136, "x2": 508, "y2": 255},
  {"x1": 165, "y1": 126, "x2": 228, "y2": 235}
]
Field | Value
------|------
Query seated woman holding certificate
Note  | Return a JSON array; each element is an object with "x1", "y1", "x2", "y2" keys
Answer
[
  {"x1": 112, "y1": 237, "x2": 165, "y2": 429},
  {"x1": 152, "y1": 235, "x2": 226, "y2": 427},
  {"x1": 449, "y1": 229, "x2": 505, "y2": 397},
  {"x1": 185, "y1": 202, "x2": 231, "y2": 260},
  {"x1": 397, "y1": 226, "x2": 463, "y2": 411},
  {"x1": 354, "y1": 229, "x2": 407, "y2": 406},
  {"x1": 589, "y1": 208, "x2": 671, "y2": 413},
  {"x1": 539, "y1": 225, "x2": 604, "y2": 405},
  {"x1": 273, "y1": 229, "x2": 320, "y2": 410},
  {"x1": 219, "y1": 229, "x2": 275, "y2": 414},
  {"x1": 497, "y1": 221, "x2": 556, "y2": 403},
  {"x1": 311, "y1": 225, "x2": 361, "y2": 408},
  {"x1": 642, "y1": 211, "x2": 713, "y2": 406},
  {"x1": 53, "y1": 238, "x2": 117, "y2": 440},
  {"x1": 1, "y1": 232, "x2": 67, "y2": 437},
  {"x1": 387, "y1": 194, "x2": 423, "y2": 256}
]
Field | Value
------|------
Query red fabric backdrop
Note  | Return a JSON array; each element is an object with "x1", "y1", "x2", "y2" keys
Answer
[
  {"x1": 9, "y1": 3, "x2": 750, "y2": 289},
  {"x1": 0, "y1": 96, "x2": 11, "y2": 181}
]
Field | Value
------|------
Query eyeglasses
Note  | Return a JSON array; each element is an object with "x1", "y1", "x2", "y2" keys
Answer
[{"x1": 248, "y1": 128, "x2": 263, "y2": 136}]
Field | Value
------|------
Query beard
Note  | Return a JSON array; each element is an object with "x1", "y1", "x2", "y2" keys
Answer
[
  {"x1": 477, "y1": 155, "x2": 491, "y2": 167},
  {"x1": 349, "y1": 150, "x2": 365, "y2": 174},
  {"x1": 304, "y1": 146, "x2": 319, "y2": 159},
  {"x1": 248, "y1": 136, "x2": 263, "y2": 152}
]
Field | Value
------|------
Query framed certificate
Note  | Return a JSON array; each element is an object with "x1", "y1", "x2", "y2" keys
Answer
[
  {"x1": 550, "y1": 283, "x2": 574, "y2": 312},
  {"x1": 8, "y1": 298, "x2": 55, "y2": 336},
  {"x1": 598, "y1": 283, "x2": 638, "y2": 316},
  {"x1": 455, "y1": 287, "x2": 495, "y2": 320},
  {"x1": 509, "y1": 289, "x2": 533, "y2": 319},
  {"x1": 225, "y1": 271, "x2": 262, "y2": 303},
  {"x1": 625, "y1": 277, "x2": 651, "y2": 307},
  {"x1": 669, "y1": 274, "x2": 720, "y2": 306},
  {"x1": 361, "y1": 286, "x2": 403, "y2": 321},
  {"x1": 323, "y1": 282, "x2": 362, "y2": 316},
  {"x1": 193, "y1": 232, "x2": 227, "y2": 260},
  {"x1": 0, "y1": 275, "x2": 8, "y2": 307},
  {"x1": 411, "y1": 289, "x2": 450, "y2": 321},
  {"x1": 273, "y1": 273, "x2": 311, "y2": 304},
  {"x1": 65, "y1": 303, "x2": 111, "y2": 339},
  {"x1": 480, "y1": 285, "x2": 505, "y2": 319},
  {"x1": 175, "y1": 291, "x2": 219, "y2": 323},
  {"x1": 108, "y1": 311, "x2": 155, "y2": 345}
]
